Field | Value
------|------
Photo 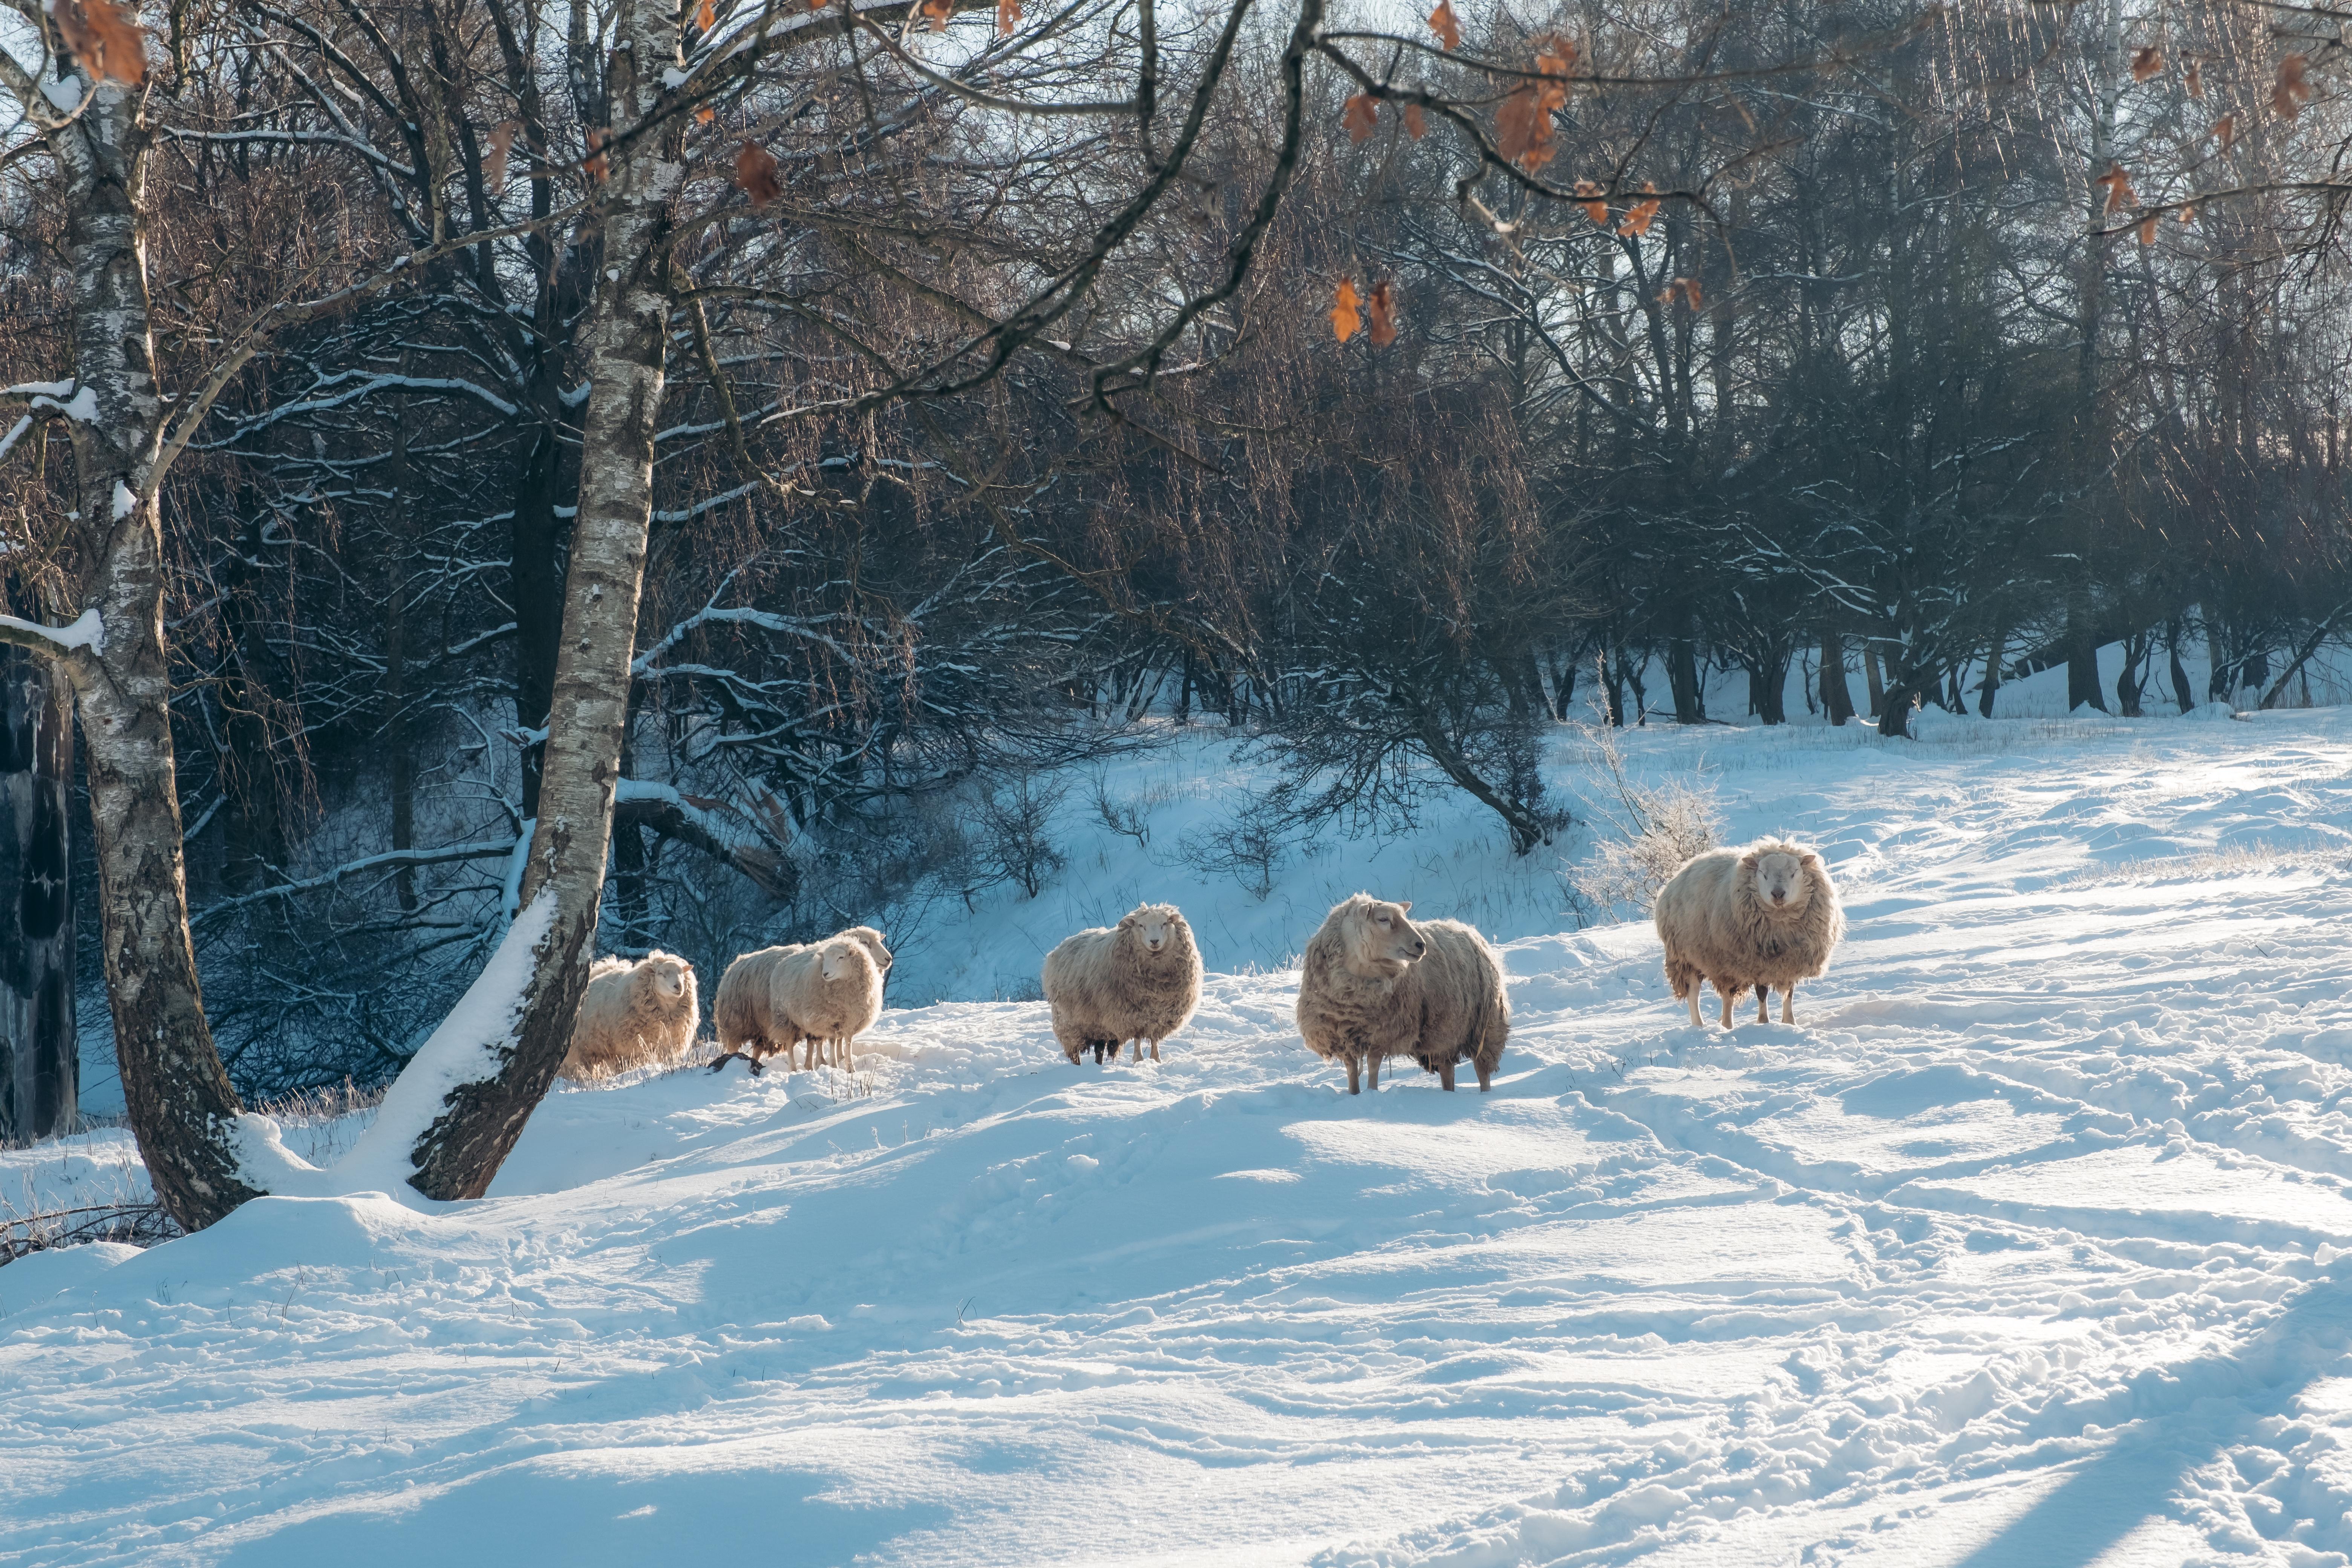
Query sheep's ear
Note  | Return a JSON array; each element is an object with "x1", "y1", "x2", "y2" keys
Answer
[{"x1": 1396, "y1": 900, "x2": 1412, "y2": 914}]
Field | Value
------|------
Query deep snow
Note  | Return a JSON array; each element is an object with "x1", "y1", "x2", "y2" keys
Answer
[{"x1": 15, "y1": 701, "x2": 2352, "y2": 1564}]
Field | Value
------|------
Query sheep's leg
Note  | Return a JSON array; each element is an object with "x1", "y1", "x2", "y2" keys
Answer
[
  {"x1": 1149, "y1": 1041, "x2": 1161, "y2": 1063},
  {"x1": 1718, "y1": 984, "x2": 1737, "y2": 1029},
  {"x1": 1368, "y1": 1055, "x2": 1383, "y2": 1092},
  {"x1": 1475, "y1": 1060, "x2": 1493, "y2": 1092},
  {"x1": 1438, "y1": 1060, "x2": 1456, "y2": 1092},
  {"x1": 1344, "y1": 1055, "x2": 1362, "y2": 1095},
  {"x1": 1758, "y1": 988, "x2": 1770, "y2": 1024},
  {"x1": 1782, "y1": 986, "x2": 1797, "y2": 1025},
  {"x1": 1684, "y1": 983, "x2": 1704, "y2": 1029}
]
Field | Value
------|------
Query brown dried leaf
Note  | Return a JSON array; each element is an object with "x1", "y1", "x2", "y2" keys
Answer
[
  {"x1": 695, "y1": 0, "x2": 715, "y2": 29},
  {"x1": 585, "y1": 127, "x2": 610, "y2": 184},
  {"x1": 1678, "y1": 277, "x2": 1702, "y2": 309},
  {"x1": 2136, "y1": 213, "x2": 2158, "y2": 244},
  {"x1": 2213, "y1": 113, "x2": 2236, "y2": 150},
  {"x1": 1403, "y1": 103, "x2": 1427, "y2": 139},
  {"x1": 2094, "y1": 161, "x2": 2136, "y2": 214},
  {"x1": 734, "y1": 140, "x2": 781, "y2": 205},
  {"x1": 1368, "y1": 280, "x2": 1399, "y2": 346},
  {"x1": 1618, "y1": 184, "x2": 1660, "y2": 237},
  {"x1": 487, "y1": 121, "x2": 516, "y2": 193},
  {"x1": 919, "y1": 0, "x2": 952, "y2": 31},
  {"x1": 1332, "y1": 278, "x2": 1363, "y2": 343},
  {"x1": 1495, "y1": 83, "x2": 1557, "y2": 172},
  {"x1": 2130, "y1": 45, "x2": 2162, "y2": 82},
  {"x1": 997, "y1": 0, "x2": 1020, "y2": 34},
  {"x1": 1342, "y1": 93, "x2": 1379, "y2": 144},
  {"x1": 1427, "y1": 0, "x2": 1459, "y2": 51},
  {"x1": 2186, "y1": 59, "x2": 2203, "y2": 98},
  {"x1": 53, "y1": 0, "x2": 147, "y2": 87},
  {"x1": 2274, "y1": 53, "x2": 2311, "y2": 119},
  {"x1": 695, "y1": 104, "x2": 716, "y2": 124},
  {"x1": 1573, "y1": 178, "x2": 1607, "y2": 225},
  {"x1": 2179, "y1": 203, "x2": 2196, "y2": 224},
  {"x1": 1534, "y1": 33, "x2": 1577, "y2": 80}
]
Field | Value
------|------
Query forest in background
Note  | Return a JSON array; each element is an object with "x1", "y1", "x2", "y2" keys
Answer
[{"x1": 1, "y1": 0, "x2": 2347, "y2": 1226}]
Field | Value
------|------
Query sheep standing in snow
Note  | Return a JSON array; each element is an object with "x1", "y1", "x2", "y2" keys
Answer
[
  {"x1": 710, "y1": 926, "x2": 893, "y2": 1074},
  {"x1": 1295, "y1": 895, "x2": 1509, "y2": 1095},
  {"x1": 1042, "y1": 903, "x2": 1203, "y2": 1066},
  {"x1": 711, "y1": 943, "x2": 806, "y2": 1069},
  {"x1": 559, "y1": 951, "x2": 701, "y2": 1081},
  {"x1": 1653, "y1": 838, "x2": 1843, "y2": 1028},
  {"x1": 773, "y1": 936, "x2": 885, "y2": 1072}
]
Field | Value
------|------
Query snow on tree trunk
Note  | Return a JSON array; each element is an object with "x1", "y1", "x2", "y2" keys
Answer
[
  {"x1": 404, "y1": 7, "x2": 683, "y2": 1200},
  {"x1": 0, "y1": 648, "x2": 75, "y2": 1142}
]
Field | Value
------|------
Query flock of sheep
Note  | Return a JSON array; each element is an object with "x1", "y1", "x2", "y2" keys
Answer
[{"x1": 557, "y1": 837, "x2": 1845, "y2": 1095}]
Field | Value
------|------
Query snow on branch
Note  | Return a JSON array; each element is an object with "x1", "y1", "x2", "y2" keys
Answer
[{"x1": 0, "y1": 608, "x2": 103, "y2": 659}]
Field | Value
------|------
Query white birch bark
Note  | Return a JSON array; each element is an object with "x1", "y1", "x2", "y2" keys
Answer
[{"x1": 0, "y1": 65, "x2": 256, "y2": 1225}]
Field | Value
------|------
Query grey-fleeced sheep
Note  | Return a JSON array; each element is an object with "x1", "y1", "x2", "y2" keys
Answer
[
  {"x1": 560, "y1": 951, "x2": 701, "y2": 1081},
  {"x1": 711, "y1": 942, "x2": 806, "y2": 1069},
  {"x1": 710, "y1": 926, "x2": 892, "y2": 1074},
  {"x1": 1042, "y1": 903, "x2": 1203, "y2": 1066},
  {"x1": 1653, "y1": 838, "x2": 1843, "y2": 1028},
  {"x1": 1295, "y1": 894, "x2": 1509, "y2": 1095}
]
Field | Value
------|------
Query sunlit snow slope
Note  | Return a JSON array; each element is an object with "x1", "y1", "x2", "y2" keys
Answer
[{"x1": 12, "y1": 710, "x2": 2352, "y2": 1566}]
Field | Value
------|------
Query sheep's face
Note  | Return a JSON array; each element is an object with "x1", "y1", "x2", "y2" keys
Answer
[
  {"x1": 819, "y1": 943, "x2": 863, "y2": 983},
  {"x1": 1749, "y1": 850, "x2": 1813, "y2": 915},
  {"x1": 849, "y1": 927, "x2": 894, "y2": 972},
  {"x1": 646, "y1": 958, "x2": 690, "y2": 999},
  {"x1": 1350, "y1": 898, "x2": 1426, "y2": 974},
  {"x1": 1126, "y1": 906, "x2": 1180, "y2": 957}
]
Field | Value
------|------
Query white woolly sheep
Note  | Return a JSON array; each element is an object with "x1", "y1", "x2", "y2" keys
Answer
[
  {"x1": 709, "y1": 926, "x2": 893, "y2": 1075},
  {"x1": 1041, "y1": 903, "x2": 1203, "y2": 1066},
  {"x1": 1653, "y1": 838, "x2": 1843, "y2": 1028},
  {"x1": 559, "y1": 950, "x2": 700, "y2": 1081},
  {"x1": 710, "y1": 943, "x2": 806, "y2": 1070},
  {"x1": 1295, "y1": 894, "x2": 1509, "y2": 1095},
  {"x1": 773, "y1": 936, "x2": 885, "y2": 1072}
]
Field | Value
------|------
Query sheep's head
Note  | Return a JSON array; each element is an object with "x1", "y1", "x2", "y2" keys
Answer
[
  {"x1": 818, "y1": 940, "x2": 868, "y2": 983},
  {"x1": 643, "y1": 953, "x2": 692, "y2": 999},
  {"x1": 1345, "y1": 895, "x2": 1425, "y2": 975},
  {"x1": 842, "y1": 925, "x2": 893, "y2": 973},
  {"x1": 1742, "y1": 842, "x2": 1818, "y2": 916},
  {"x1": 1120, "y1": 904, "x2": 1184, "y2": 957}
]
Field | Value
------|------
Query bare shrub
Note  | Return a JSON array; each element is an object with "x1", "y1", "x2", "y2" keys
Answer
[
  {"x1": 1566, "y1": 698, "x2": 1723, "y2": 918},
  {"x1": 1180, "y1": 799, "x2": 1285, "y2": 899},
  {"x1": 1089, "y1": 769, "x2": 1157, "y2": 848},
  {"x1": 970, "y1": 772, "x2": 1070, "y2": 900}
]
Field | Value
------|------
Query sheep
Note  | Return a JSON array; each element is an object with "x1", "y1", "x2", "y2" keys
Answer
[
  {"x1": 1653, "y1": 837, "x2": 1843, "y2": 1029},
  {"x1": 709, "y1": 926, "x2": 893, "y2": 1075},
  {"x1": 1041, "y1": 903, "x2": 1203, "y2": 1066},
  {"x1": 710, "y1": 943, "x2": 807, "y2": 1070},
  {"x1": 559, "y1": 950, "x2": 700, "y2": 1082},
  {"x1": 1295, "y1": 894, "x2": 1509, "y2": 1095},
  {"x1": 772, "y1": 936, "x2": 885, "y2": 1073}
]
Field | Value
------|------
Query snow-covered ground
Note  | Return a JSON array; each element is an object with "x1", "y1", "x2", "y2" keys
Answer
[{"x1": 15, "y1": 701, "x2": 2352, "y2": 1565}]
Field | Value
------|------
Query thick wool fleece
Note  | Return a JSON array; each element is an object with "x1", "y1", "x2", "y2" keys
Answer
[
  {"x1": 560, "y1": 951, "x2": 700, "y2": 1080},
  {"x1": 1295, "y1": 894, "x2": 1509, "y2": 1093},
  {"x1": 1654, "y1": 839, "x2": 1844, "y2": 1015},
  {"x1": 1041, "y1": 905, "x2": 1203, "y2": 1064}
]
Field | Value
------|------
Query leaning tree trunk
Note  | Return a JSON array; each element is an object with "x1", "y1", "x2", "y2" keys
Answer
[
  {"x1": 0, "y1": 649, "x2": 75, "y2": 1142},
  {"x1": 406, "y1": 8, "x2": 682, "y2": 1200}
]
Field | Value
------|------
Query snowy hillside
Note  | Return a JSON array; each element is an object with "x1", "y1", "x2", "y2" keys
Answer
[{"x1": 14, "y1": 706, "x2": 2352, "y2": 1564}]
